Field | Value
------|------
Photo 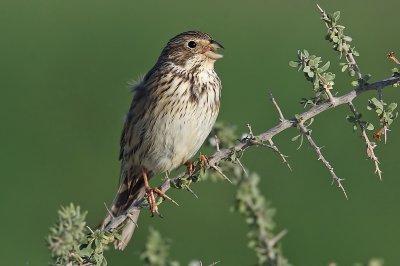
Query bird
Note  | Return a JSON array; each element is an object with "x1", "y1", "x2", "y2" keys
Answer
[{"x1": 101, "y1": 31, "x2": 224, "y2": 250}]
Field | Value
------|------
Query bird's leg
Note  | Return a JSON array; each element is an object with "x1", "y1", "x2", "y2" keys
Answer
[
  {"x1": 142, "y1": 168, "x2": 158, "y2": 215},
  {"x1": 184, "y1": 161, "x2": 194, "y2": 176},
  {"x1": 198, "y1": 154, "x2": 209, "y2": 166},
  {"x1": 142, "y1": 168, "x2": 178, "y2": 217}
]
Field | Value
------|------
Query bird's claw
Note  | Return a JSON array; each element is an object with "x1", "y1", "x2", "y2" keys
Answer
[
  {"x1": 185, "y1": 161, "x2": 195, "y2": 176},
  {"x1": 145, "y1": 187, "x2": 179, "y2": 217},
  {"x1": 198, "y1": 154, "x2": 209, "y2": 167},
  {"x1": 142, "y1": 167, "x2": 178, "y2": 217}
]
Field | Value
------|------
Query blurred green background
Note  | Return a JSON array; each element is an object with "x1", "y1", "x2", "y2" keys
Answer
[{"x1": 2, "y1": 0, "x2": 400, "y2": 265}]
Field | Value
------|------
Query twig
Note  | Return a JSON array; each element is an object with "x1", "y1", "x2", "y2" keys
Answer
[
  {"x1": 268, "y1": 229, "x2": 288, "y2": 248},
  {"x1": 383, "y1": 126, "x2": 388, "y2": 144},
  {"x1": 270, "y1": 92, "x2": 285, "y2": 121},
  {"x1": 348, "y1": 101, "x2": 382, "y2": 180},
  {"x1": 103, "y1": 75, "x2": 400, "y2": 233},
  {"x1": 127, "y1": 213, "x2": 139, "y2": 228},
  {"x1": 387, "y1": 52, "x2": 400, "y2": 65},
  {"x1": 347, "y1": 52, "x2": 363, "y2": 80},
  {"x1": 376, "y1": 78, "x2": 387, "y2": 144},
  {"x1": 235, "y1": 158, "x2": 248, "y2": 177},
  {"x1": 210, "y1": 164, "x2": 233, "y2": 184},
  {"x1": 297, "y1": 122, "x2": 348, "y2": 199},
  {"x1": 258, "y1": 225, "x2": 287, "y2": 264},
  {"x1": 104, "y1": 202, "x2": 115, "y2": 219},
  {"x1": 317, "y1": 72, "x2": 336, "y2": 105},
  {"x1": 86, "y1": 226, "x2": 95, "y2": 234},
  {"x1": 317, "y1": 4, "x2": 363, "y2": 80},
  {"x1": 268, "y1": 93, "x2": 292, "y2": 171},
  {"x1": 268, "y1": 139, "x2": 292, "y2": 171},
  {"x1": 183, "y1": 184, "x2": 199, "y2": 199},
  {"x1": 214, "y1": 135, "x2": 220, "y2": 151},
  {"x1": 246, "y1": 123, "x2": 254, "y2": 138}
]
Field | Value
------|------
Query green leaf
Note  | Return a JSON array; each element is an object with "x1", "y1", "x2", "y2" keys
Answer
[
  {"x1": 289, "y1": 61, "x2": 299, "y2": 67},
  {"x1": 291, "y1": 135, "x2": 300, "y2": 142},
  {"x1": 333, "y1": 11, "x2": 341, "y2": 22},
  {"x1": 351, "y1": 80, "x2": 359, "y2": 87},
  {"x1": 323, "y1": 72, "x2": 335, "y2": 81},
  {"x1": 342, "y1": 43, "x2": 349, "y2": 52},
  {"x1": 366, "y1": 123, "x2": 374, "y2": 130},
  {"x1": 309, "y1": 59, "x2": 317, "y2": 67},
  {"x1": 370, "y1": 97, "x2": 383, "y2": 110},
  {"x1": 338, "y1": 43, "x2": 343, "y2": 52},
  {"x1": 313, "y1": 77, "x2": 320, "y2": 89},
  {"x1": 305, "y1": 117, "x2": 315, "y2": 126},
  {"x1": 346, "y1": 115, "x2": 355, "y2": 123},
  {"x1": 387, "y1": 103, "x2": 397, "y2": 112},
  {"x1": 319, "y1": 61, "x2": 330, "y2": 72},
  {"x1": 363, "y1": 74, "x2": 371, "y2": 82},
  {"x1": 343, "y1": 35, "x2": 352, "y2": 42}
]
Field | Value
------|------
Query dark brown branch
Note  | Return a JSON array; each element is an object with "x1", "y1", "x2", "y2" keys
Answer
[{"x1": 103, "y1": 75, "x2": 400, "y2": 232}]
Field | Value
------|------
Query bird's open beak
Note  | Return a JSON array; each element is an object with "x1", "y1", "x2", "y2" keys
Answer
[{"x1": 203, "y1": 39, "x2": 224, "y2": 60}]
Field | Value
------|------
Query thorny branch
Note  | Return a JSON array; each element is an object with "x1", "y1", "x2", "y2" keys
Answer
[
  {"x1": 297, "y1": 122, "x2": 348, "y2": 199},
  {"x1": 103, "y1": 74, "x2": 400, "y2": 233},
  {"x1": 317, "y1": 4, "x2": 363, "y2": 80},
  {"x1": 267, "y1": 93, "x2": 292, "y2": 171},
  {"x1": 348, "y1": 101, "x2": 382, "y2": 179},
  {"x1": 267, "y1": 139, "x2": 292, "y2": 172}
]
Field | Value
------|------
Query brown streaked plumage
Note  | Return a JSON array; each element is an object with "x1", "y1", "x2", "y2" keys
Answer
[{"x1": 101, "y1": 31, "x2": 224, "y2": 249}]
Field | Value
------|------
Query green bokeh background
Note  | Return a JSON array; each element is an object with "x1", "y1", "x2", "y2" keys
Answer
[{"x1": 2, "y1": 0, "x2": 400, "y2": 265}]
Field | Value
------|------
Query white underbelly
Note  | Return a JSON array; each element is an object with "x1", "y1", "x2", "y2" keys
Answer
[{"x1": 142, "y1": 106, "x2": 218, "y2": 173}]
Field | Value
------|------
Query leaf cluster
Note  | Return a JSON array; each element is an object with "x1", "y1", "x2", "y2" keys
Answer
[
  {"x1": 140, "y1": 227, "x2": 179, "y2": 266},
  {"x1": 290, "y1": 50, "x2": 335, "y2": 107},
  {"x1": 47, "y1": 203, "x2": 121, "y2": 266},
  {"x1": 47, "y1": 204, "x2": 88, "y2": 265},
  {"x1": 319, "y1": 8, "x2": 360, "y2": 78},
  {"x1": 346, "y1": 112, "x2": 374, "y2": 132},
  {"x1": 367, "y1": 98, "x2": 398, "y2": 127},
  {"x1": 78, "y1": 229, "x2": 121, "y2": 266}
]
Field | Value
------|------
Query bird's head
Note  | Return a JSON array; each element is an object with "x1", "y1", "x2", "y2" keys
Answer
[{"x1": 158, "y1": 31, "x2": 224, "y2": 69}]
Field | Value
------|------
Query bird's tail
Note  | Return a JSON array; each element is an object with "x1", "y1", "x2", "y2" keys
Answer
[{"x1": 101, "y1": 170, "x2": 147, "y2": 250}]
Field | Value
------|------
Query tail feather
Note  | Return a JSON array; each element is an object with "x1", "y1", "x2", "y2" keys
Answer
[{"x1": 101, "y1": 170, "x2": 147, "y2": 250}]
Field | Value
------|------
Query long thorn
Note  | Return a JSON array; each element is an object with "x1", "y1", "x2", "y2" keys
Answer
[{"x1": 210, "y1": 165, "x2": 233, "y2": 184}]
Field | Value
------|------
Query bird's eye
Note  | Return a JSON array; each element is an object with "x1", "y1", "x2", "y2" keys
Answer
[{"x1": 187, "y1": 41, "x2": 197, "y2": 48}]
